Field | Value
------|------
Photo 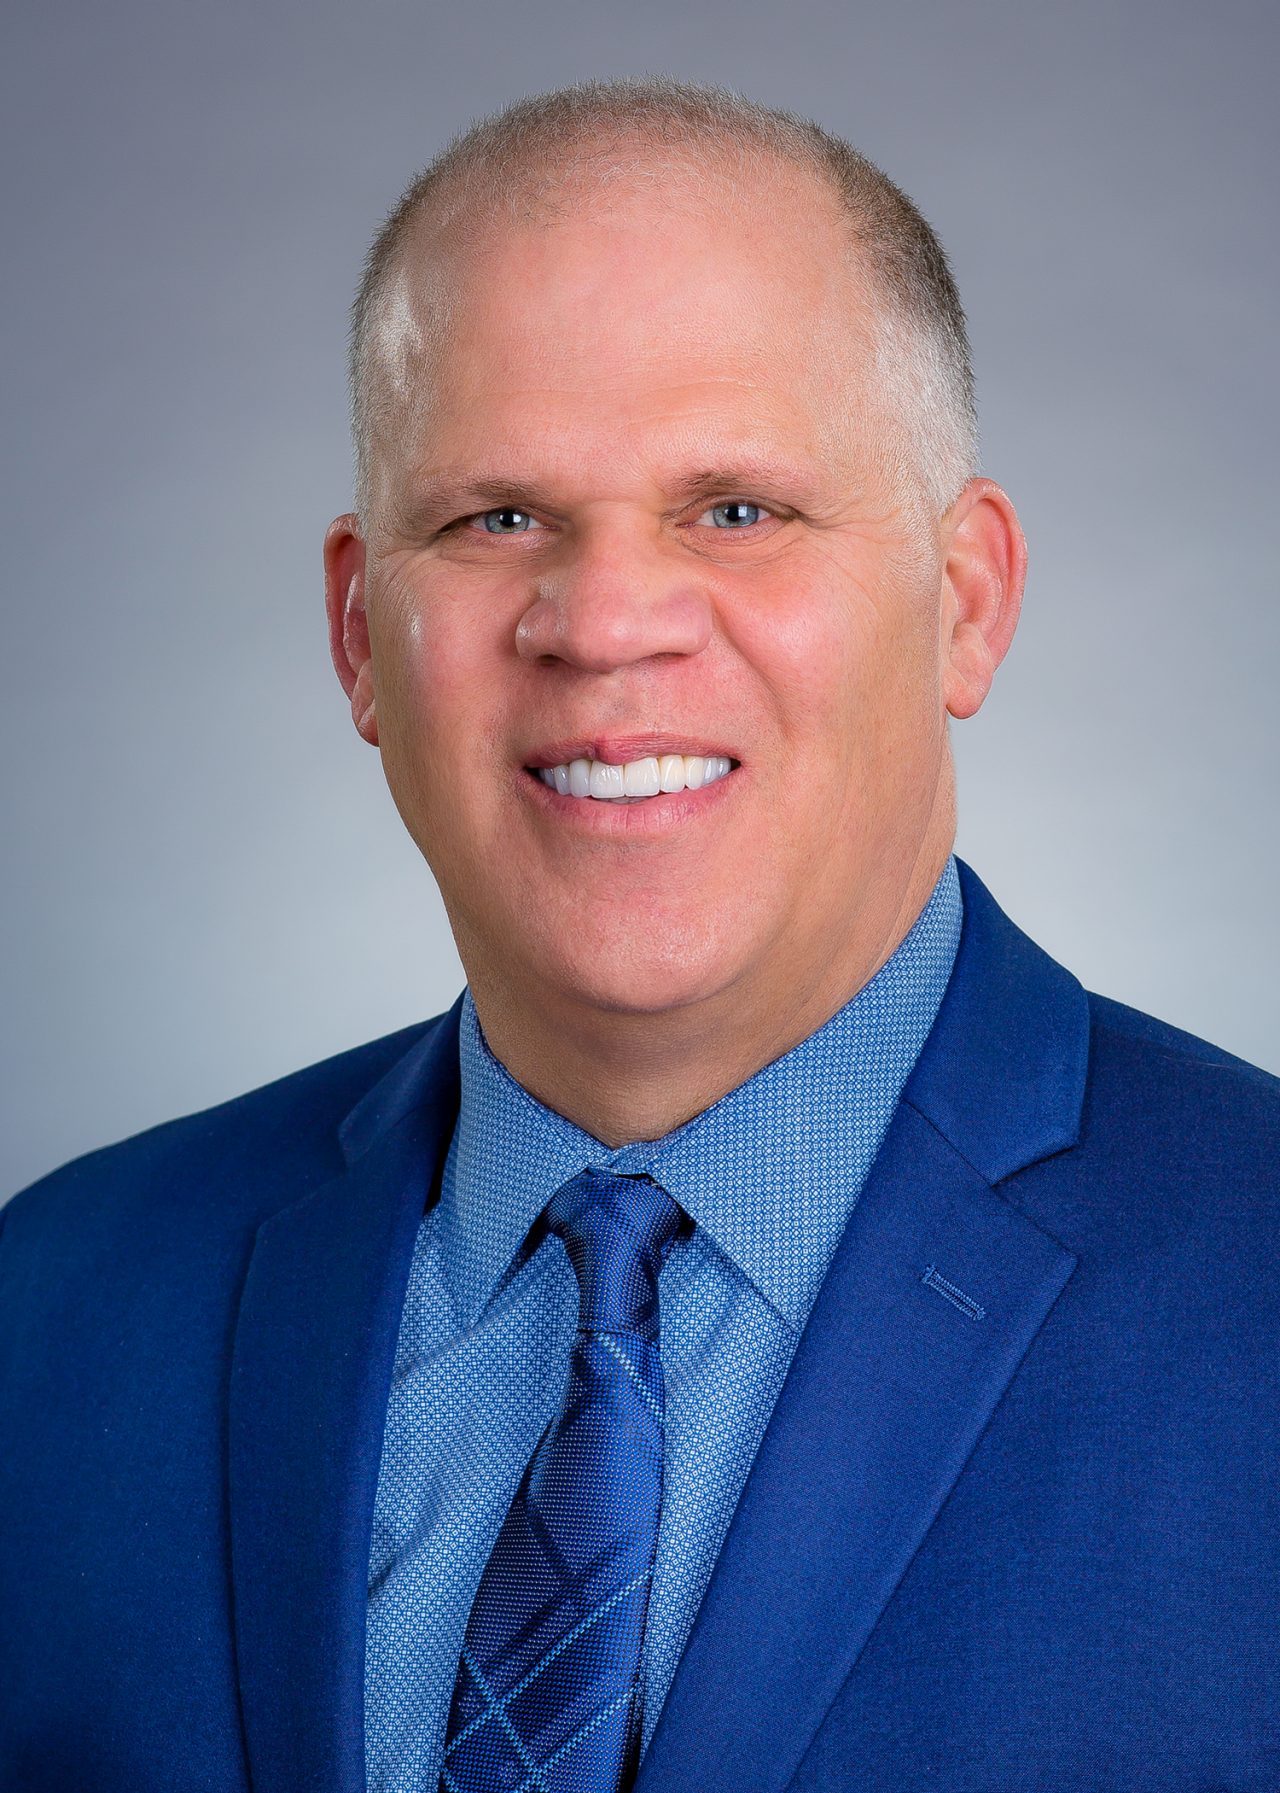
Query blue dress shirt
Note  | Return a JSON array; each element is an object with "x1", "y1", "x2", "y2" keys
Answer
[{"x1": 364, "y1": 856, "x2": 963, "y2": 1793}]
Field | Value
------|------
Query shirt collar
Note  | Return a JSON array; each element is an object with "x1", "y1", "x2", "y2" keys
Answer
[{"x1": 436, "y1": 856, "x2": 963, "y2": 1333}]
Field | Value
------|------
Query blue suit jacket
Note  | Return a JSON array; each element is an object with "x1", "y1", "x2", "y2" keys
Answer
[{"x1": 2, "y1": 860, "x2": 1278, "y2": 1791}]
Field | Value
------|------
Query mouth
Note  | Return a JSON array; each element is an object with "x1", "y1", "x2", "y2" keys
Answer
[{"x1": 524, "y1": 750, "x2": 738, "y2": 803}]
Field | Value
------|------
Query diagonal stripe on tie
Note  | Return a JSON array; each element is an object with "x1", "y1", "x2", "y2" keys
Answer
[{"x1": 446, "y1": 1572, "x2": 653, "y2": 1757}]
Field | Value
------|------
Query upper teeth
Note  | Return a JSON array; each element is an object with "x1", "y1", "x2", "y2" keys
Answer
[{"x1": 536, "y1": 754, "x2": 734, "y2": 799}]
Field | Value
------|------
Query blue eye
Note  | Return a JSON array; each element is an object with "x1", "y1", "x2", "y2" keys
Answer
[
  {"x1": 479, "y1": 507, "x2": 536, "y2": 533},
  {"x1": 704, "y1": 501, "x2": 766, "y2": 528}
]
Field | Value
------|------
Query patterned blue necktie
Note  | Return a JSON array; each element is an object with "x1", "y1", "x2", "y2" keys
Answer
[{"x1": 440, "y1": 1166, "x2": 684, "y2": 1793}]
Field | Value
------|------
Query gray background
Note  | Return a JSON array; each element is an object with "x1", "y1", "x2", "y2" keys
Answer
[{"x1": 3, "y1": 0, "x2": 1276, "y2": 1199}]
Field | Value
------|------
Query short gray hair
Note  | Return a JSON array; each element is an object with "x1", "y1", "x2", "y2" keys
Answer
[{"x1": 349, "y1": 77, "x2": 979, "y2": 524}]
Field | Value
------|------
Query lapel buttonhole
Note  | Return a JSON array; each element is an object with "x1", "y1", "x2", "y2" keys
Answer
[{"x1": 921, "y1": 1265, "x2": 986, "y2": 1321}]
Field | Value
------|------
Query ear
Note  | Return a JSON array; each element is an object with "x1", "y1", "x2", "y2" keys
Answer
[
  {"x1": 939, "y1": 478, "x2": 1027, "y2": 721},
  {"x1": 323, "y1": 514, "x2": 378, "y2": 746}
]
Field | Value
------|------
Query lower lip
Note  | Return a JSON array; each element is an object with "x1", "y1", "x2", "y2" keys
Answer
[{"x1": 518, "y1": 766, "x2": 743, "y2": 833}]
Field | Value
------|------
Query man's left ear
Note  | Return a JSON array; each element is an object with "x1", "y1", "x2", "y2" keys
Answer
[{"x1": 939, "y1": 478, "x2": 1027, "y2": 721}]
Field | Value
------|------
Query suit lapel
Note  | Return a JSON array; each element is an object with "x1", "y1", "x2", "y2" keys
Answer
[
  {"x1": 228, "y1": 1002, "x2": 462, "y2": 1793},
  {"x1": 635, "y1": 862, "x2": 1089, "y2": 1793}
]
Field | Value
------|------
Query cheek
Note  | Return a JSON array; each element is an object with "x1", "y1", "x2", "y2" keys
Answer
[
  {"x1": 734, "y1": 557, "x2": 941, "y2": 768},
  {"x1": 365, "y1": 583, "x2": 515, "y2": 878},
  {"x1": 370, "y1": 580, "x2": 501, "y2": 768}
]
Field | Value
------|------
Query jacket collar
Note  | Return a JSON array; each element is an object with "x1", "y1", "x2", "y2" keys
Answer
[
  {"x1": 228, "y1": 860, "x2": 1087, "y2": 1793},
  {"x1": 903, "y1": 859, "x2": 1089, "y2": 1181}
]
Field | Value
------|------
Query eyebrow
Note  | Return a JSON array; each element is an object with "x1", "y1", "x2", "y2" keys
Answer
[
  {"x1": 388, "y1": 475, "x2": 557, "y2": 540},
  {"x1": 664, "y1": 462, "x2": 819, "y2": 506}
]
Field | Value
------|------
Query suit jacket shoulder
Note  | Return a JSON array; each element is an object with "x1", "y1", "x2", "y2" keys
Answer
[
  {"x1": 1088, "y1": 984, "x2": 1280, "y2": 1085},
  {"x1": 1059, "y1": 987, "x2": 1279, "y2": 1235},
  {"x1": 1, "y1": 1015, "x2": 440, "y2": 1248},
  {"x1": 0, "y1": 1009, "x2": 455, "y2": 1793}
]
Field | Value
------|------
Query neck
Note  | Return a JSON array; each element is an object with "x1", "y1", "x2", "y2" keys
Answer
[{"x1": 465, "y1": 814, "x2": 955, "y2": 1150}]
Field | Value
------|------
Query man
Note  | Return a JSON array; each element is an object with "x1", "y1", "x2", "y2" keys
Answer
[{"x1": 1, "y1": 75, "x2": 1277, "y2": 1793}]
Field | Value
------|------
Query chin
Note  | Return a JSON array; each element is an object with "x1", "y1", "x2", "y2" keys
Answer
[
  {"x1": 560, "y1": 969, "x2": 730, "y2": 1019},
  {"x1": 525, "y1": 914, "x2": 755, "y2": 1019}
]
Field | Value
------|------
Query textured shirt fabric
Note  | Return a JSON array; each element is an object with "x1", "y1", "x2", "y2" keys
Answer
[{"x1": 364, "y1": 856, "x2": 963, "y2": 1793}]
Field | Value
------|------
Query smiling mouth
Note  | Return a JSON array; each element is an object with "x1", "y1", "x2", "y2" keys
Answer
[{"x1": 526, "y1": 752, "x2": 738, "y2": 802}]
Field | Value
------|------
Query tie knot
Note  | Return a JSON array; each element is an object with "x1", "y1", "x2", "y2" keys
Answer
[{"x1": 544, "y1": 1167, "x2": 683, "y2": 1340}]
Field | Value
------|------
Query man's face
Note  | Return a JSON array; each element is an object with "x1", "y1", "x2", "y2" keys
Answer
[{"x1": 330, "y1": 160, "x2": 998, "y2": 1030}]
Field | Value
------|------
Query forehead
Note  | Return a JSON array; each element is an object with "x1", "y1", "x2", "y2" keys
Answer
[{"x1": 373, "y1": 157, "x2": 883, "y2": 491}]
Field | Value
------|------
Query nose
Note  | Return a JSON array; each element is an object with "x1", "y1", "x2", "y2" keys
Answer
[{"x1": 514, "y1": 524, "x2": 714, "y2": 672}]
